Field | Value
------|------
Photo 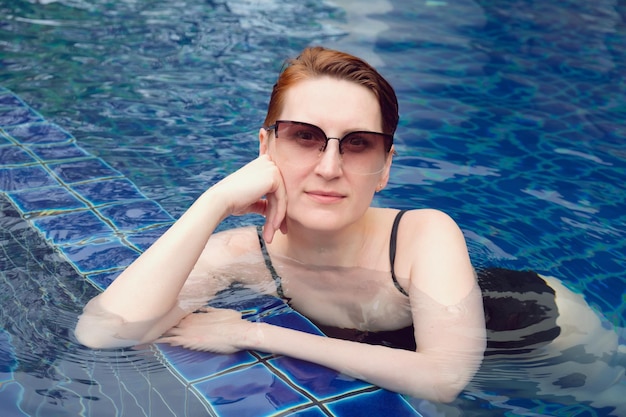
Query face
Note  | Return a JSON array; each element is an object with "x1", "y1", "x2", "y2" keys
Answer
[{"x1": 259, "y1": 76, "x2": 393, "y2": 232}]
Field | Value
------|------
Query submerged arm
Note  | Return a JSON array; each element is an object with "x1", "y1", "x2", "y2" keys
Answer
[{"x1": 248, "y1": 284, "x2": 485, "y2": 402}]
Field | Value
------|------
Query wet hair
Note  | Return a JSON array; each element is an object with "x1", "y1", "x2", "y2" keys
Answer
[{"x1": 263, "y1": 46, "x2": 399, "y2": 138}]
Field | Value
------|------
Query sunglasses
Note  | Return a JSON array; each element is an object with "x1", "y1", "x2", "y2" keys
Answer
[{"x1": 264, "y1": 120, "x2": 393, "y2": 174}]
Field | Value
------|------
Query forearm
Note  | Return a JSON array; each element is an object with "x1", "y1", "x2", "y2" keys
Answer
[
  {"x1": 96, "y1": 188, "x2": 229, "y2": 319},
  {"x1": 245, "y1": 323, "x2": 477, "y2": 402},
  {"x1": 75, "y1": 187, "x2": 231, "y2": 350}
]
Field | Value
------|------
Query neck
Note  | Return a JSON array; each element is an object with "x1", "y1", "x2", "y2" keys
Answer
[{"x1": 269, "y1": 212, "x2": 375, "y2": 268}]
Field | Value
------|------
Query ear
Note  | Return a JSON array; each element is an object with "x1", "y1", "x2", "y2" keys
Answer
[
  {"x1": 259, "y1": 127, "x2": 270, "y2": 156},
  {"x1": 377, "y1": 145, "x2": 394, "y2": 191}
]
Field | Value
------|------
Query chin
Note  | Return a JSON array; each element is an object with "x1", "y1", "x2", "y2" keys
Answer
[{"x1": 289, "y1": 205, "x2": 363, "y2": 232}]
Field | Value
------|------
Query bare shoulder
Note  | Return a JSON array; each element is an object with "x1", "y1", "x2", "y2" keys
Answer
[
  {"x1": 388, "y1": 208, "x2": 466, "y2": 245},
  {"x1": 394, "y1": 208, "x2": 476, "y2": 305}
]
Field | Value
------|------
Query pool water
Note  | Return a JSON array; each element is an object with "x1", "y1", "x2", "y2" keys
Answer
[{"x1": 1, "y1": 0, "x2": 625, "y2": 416}]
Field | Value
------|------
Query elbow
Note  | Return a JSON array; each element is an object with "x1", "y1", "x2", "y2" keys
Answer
[
  {"x1": 74, "y1": 321, "x2": 104, "y2": 349},
  {"x1": 431, "y1": 369, "x2": 473, "y2": 403},
  {"x1": 74, "y1": 315, "x2": 137, "y2": 350},
  {"x1": 432, "y1": 384, "x2": 463, "y2": 404},
  {"x1": 74, "y1": 317, "x2": 113, "y2": 349}
]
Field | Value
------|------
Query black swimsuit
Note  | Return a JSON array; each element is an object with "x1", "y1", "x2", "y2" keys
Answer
[{"x1": 257, "y1": 210, "x2": 561, "y2": 354}]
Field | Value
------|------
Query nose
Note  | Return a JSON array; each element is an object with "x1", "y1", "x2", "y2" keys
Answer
[{"x1": 314, "y1": 138, "x2": 343, "y2": 178}]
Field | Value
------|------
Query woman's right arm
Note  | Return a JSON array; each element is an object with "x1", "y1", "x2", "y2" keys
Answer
[{"x1": 74, "y1": 155, "x2": 286, "y2": 349}]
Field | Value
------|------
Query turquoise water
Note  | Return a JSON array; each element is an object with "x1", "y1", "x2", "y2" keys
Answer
[{"x1": 1, "y1": 0, "x2": 625, "y2": 416}]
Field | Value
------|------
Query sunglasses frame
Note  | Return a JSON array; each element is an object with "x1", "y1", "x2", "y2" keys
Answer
[{"x1": 265, "y1": 120, "x2": 394, "y2": 154}]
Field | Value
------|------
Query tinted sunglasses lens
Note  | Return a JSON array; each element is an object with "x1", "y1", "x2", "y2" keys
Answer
[
  {"x1": 278, "y1": 122, "x2": 326, "y2": 150},
  {"x1": 275, "y1": 121, "x2": 389, "y2": 174}
]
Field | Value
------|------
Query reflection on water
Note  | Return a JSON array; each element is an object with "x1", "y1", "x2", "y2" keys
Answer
[
  {"x1": 0, "y1": 195, "x2": 209, "y2": 416},
  {"x1": 1, "y1": 0, "x2": 626, "y2": 415}
]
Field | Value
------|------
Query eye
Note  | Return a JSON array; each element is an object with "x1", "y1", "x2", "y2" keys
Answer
[
  {"x1": 295, "y1": 129, "x2": 316, "y2": 141},
  {"x1": 342, "y1": 133, "x2": 375, "y2": 152},
  {"x1": 292, "y1": 128, "x2": 325, "y2": 148}
]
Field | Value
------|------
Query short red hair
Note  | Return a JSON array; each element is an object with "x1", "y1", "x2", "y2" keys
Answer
[{"x1": 263, "y1": 46, "x2": 399, "y2": 140}]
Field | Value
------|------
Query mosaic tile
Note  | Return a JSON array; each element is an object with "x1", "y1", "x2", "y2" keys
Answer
[
  {"x1": 48, "y1": 158, "x2": 123, "y2": 184},
  {"x1": 86, "y1": 270, "x2": 122, "y2": 290},
  {"x1": 209, "y1": 288, "x2": 290, "y2": 316},
  {"x1": 0, "y1": 92, "x2": 23, "y2": 108},
  {"x1": 125, "y1": 224, "x2": 170, "y2": 251},
  {"x1": 59, "y1": 239, "x2": 140, "y2": 274},
  {"x1": 262, "y1": 310, "x2": 327, "y2": 337},
  {"x1": 2, "y1": 122, "x2": 73, "y2": 145},
  {"x1": 71, "y1": 178, "x2": 147, "y2": 207},
  {"x1": 268, "y1": 355, "x2": 371, "y2": 401},
  {"x1": 325, "y1": 388, "x2": 420, "y2": 416},
  {"x1": 0, "y1": 107, "x2": 43, "y2": 127},
  {"x1": 0, "y1": 165, "x2": 59, "y2": 192},
  {"x1": 29, "y1": 142, "x2": 88, "y2": 161},
  {"x1": 193, "y1": 362, "x2": 311, "y2": 417},
  {"x1": 0, "y1": 146, "x2": 35, "y2": 166},
  {"x1": 7, "y1": 186, "x2": 86, "y2": 214},
  {"x1": 282, "y1": 406, "x2": 329, "y2": 417},
  {"x1": 158, "y1": 344, "x2": 259, "y2": 382},
  {"x1": 97, "y1": 200, "x2": 174, "y2": 232},
  {"x1": 31, "y1": 210, "x2": 115, "y2": 246}
]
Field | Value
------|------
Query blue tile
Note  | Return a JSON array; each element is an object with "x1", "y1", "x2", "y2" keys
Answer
[
  {"x1": 97, "y1": 200, "x2": 173, "y2": 232},
  {"x1": 262, "y1": 310, "x2": 325, "y2": 336},
  {"x1": 0, "y1": 147, "x2": 35, "y2": 166},
  {"x1": 30, "y1": 142, "x2": 88, "y2": 162},
  {"x1": 208, "y1": 286, "x2": 289, "y2": 316},
  {"x1": 0, "y1": 92, "x2": 23, "y2": 108},
  {"x1": 268, "y1": 355, "x2": 372, "y2": 400},
  {"x1": 0, "y1": 165, "x2": 58, "y2": 192},
  {"x1": 0, "y1": 107, "x2": 43, "y2": 127},
  {"x1": 325, "y1": 388, "x2": 421, "y2": 416},
  {"x1": 71, "y1": 178, "x2": 146, "y2": 206},
  {"x1": 193, "y1": 362, "x2": 311, "y2": 417},
  {"x1": 59, "y1": 240, "x2": 139, "y2": 274},
  {"x1": 125, "y1": 224, "x2": 169, "y2": 251},
  {"x1": 86, "y1": 270, "x2": 122, "y2": 290},
  {"x1": 282, "y1": 406, "x2": 328, "y2": 417},
  {"x1": 32, "y1": 210, "x2": 115, "y2": 245},
  {"x1": 2, "y1": 122, "x2": 73, "y2": 145},
  {"x1": 49, "y1": 158, "x2": 122, "y2": 184},
  {"x1": 7, "y1": 186, "x2": 86, "y2": 213},
  {"x1": 157, "y1": 345, "x2": 259, "y2": 383}
]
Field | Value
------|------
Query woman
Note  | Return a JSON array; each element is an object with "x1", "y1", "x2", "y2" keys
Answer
[
  {"x1": 75, "y1": 46, "x2": 485, "y2": 403},
  {"x1": 75, "y1": 47, "x2": 624, "y2": 409}
]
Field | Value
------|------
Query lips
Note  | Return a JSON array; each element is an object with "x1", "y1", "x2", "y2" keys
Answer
[{"x1": 306, "y1": 190, "x2": 346, "y2": 203}]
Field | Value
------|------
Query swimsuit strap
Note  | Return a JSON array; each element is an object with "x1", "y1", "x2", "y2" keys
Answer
[
  {"x1": 390, "y1": 210, "x2": 410, "y2": 296},
  {"x1": 256, "y1": 225, "x2": 285, "y2": 298}
]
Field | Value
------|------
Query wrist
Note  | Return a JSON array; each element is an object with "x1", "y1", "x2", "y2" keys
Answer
[
  {"x1": 239, "y1": 321, "x2": 268, "y2": 351},
  {"x1": 199, "y1": 185, "x2": 232, "y2": 222}
]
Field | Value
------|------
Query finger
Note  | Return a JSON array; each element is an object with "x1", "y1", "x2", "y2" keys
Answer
[
  {"x1": 272, "y1": 175, "x2": 287, "y2": 231},
  {"x1": 155, "y1": 336, "x2": 181, "y2": 346},
  {"x1": 265, "y1": 177, "x2": 287, "y2": 243},
  {"x1": 263, "y1": 194, "x2": 278, "y2": 243}
]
